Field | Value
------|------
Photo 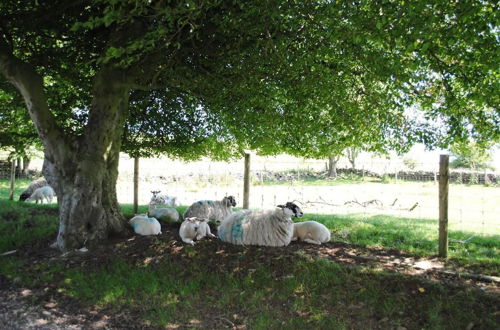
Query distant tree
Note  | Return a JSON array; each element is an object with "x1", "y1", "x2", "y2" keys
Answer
[
  {"x1": 327, "y1": 154, "x2": 341, "y2": 179},
  {"x1": 450, "y1": 142, "x2": 494, "y2": 170},
  {"x1": 346, "y1": 148, "x2": 360, "y2": 170}
]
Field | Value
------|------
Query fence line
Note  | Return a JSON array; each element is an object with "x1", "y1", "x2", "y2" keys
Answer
[{"x1": 112, "y1": 155, "x2": 499, "y2": 237}]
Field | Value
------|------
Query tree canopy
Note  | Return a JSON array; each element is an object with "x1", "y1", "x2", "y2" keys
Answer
[{"x1": 2, "y1": 0, "x2": 498, "y2": 160}]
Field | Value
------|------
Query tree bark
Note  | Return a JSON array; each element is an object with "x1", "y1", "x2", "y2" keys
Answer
[
  {"x1": 327, "y1": 155, "x2": 339, "y2": 179},
  {"x1": 1, "y1": 44, "x2": 130, "y2": 251}
]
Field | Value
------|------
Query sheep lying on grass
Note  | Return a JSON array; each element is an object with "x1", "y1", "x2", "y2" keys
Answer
[
  {"x1": 148, "y1": 205, "x2": 180, "y2": 222},
  {"x1": 129, "y1": 214, "x2": 162, "y2": 236},
  {"x1": 19, "y1": 178, "x2": 48, "y2": 201},
  {"x1": 150, "y1": 190, "x2": 179, "y2": 207},
  {"x1": 179, "y1": 217, "x2": 216, "y2": 245},
  {"x1": 292, "y1": 221, "x2": 331, "y2": 245},
  {"x1": 217, "y1": 202, "x2": 303, "y2": 247},
  {"x1": 183, "y1": 196, "x2": 236, "y2": 222},
  {"x1": 26, "y1": 186, "x2": 56, "y2": 204}
]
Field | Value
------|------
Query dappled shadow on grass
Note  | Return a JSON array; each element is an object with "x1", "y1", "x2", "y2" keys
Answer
[
  {"x1": 303, "y1": 212, "x2": 500, "y2": 274},
  {"x1": 2, "y1": 224, "x2": 498, "y2": 330}
]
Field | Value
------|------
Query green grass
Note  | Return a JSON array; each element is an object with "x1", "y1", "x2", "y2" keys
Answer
[
  {"x1": 0, "y1": 178, "x2": 499, "y2": 328},
  {"x1": 4, "y1": 252, "x2": 498, "y2": 329}
]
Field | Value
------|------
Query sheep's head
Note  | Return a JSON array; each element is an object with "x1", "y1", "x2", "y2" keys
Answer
[
  {"x1": 224, "y1": 196, "x2": 237, "y2": 207},
  {"x1": 277, "y1": 202, "x2": 303, "y2": 218},
  {"x1": 184, "y1": 217, "x2": 207, "y2": 231},
  {"x1": 151, "y1": 190, "x2": 161, "y2": 198},
  {"x1": 19, "y1": 192, "x2": 30, "y2": 201}
]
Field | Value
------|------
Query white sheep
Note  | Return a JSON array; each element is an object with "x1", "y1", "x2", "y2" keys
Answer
[
  {"x1": 179, "y1": 217, "x2": 216, "y2": 245},
  {"x1": 183, "y1": 196, "x2": 236, "y2": 222},
  {"x1": 20, "y1": 178, "x2": 48, "y2": 201},
  {"x1": 148, "y1": 206, "x2": 180, "y2": 222},
  {"x1": 150, "y1": 190, "x2": 179, "y2": 207},
  {"x1": 292, "y1": 221, "x2": 331, "y2": 245},
  {"x1": 217, "y1": 202, "x2": 303, "y2": 247},
  {"x1": 129, "y1": 214, "x2": 162, "y2": 236},
  {"x1": 25, "y1": 186, "x2": 56, "y2": 204}
]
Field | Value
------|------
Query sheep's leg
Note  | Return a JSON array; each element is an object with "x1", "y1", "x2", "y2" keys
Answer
[
  {"x1": 205, "y1": 226, "x2": 216, "y2": 238},
  {"x1": 291, "y1": 236, "x2": 298, "y2": 241},
  {"x1": 182, "y1": 238, "x2": 196, "y2": 246},
  {"x1": 303, "y1": 238, "x2": 322, "y2": 245}
]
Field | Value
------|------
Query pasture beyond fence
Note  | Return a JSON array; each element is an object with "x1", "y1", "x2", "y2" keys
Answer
[{"x1": 112, "y1": 154, "x2": 499, "y2": 237}]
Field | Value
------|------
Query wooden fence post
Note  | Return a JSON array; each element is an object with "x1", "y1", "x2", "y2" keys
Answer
[
  {"x1": 243, "y1": 153, "x2": 251, "y2": 209},
  {"x1": 133, "y1": 156, "x2": 139, "y2": 214},
  {"x1": 439, "y1": 154, "x2": 449, "y2": 258},
  {"x1": 9, "y1": 159, "x2": 15, "y2": 200}
]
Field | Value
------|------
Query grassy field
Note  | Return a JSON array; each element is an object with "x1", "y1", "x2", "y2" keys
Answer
[{"x1": 1, "y1": 179, "x2": 499, "y2": 328}]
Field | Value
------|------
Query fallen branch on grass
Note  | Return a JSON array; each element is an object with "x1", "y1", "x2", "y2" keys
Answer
[{"x1": 344, "y1": 199, "x2": 383, "y2": 208}]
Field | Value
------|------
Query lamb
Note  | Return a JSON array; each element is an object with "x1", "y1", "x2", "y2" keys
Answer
[
  {"x1": 292, "y1": 221, "x2": 331, "y2": 245},
  {"x1": 148, "y1": 206, "x2": 180, "y2": 222},
  {"x1": 19, "y1": 178, "x2": 48, "y2": 201},
  {"x1": 150, "y1": 190, "x2": 179, "y2": 207},
  {"x1": 25, "y1": 186, "x2": 56, "y2": 204},
  {"x1": 183, "y1": 196, "x2": 237, "y2": 223},
  {"x1": 179, "y1": 217, "x2": 216, "y2": 245},
  {"x1": 129, "y1": 214, "x2": 162, "y2": 236},
  {"x1": 217, "y1": 202, "x2": 303, "y2": 247}
]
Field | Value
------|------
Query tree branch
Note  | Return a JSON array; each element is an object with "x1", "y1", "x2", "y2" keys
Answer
[{"x1": 0, "y1": 38, "x2": 69, "y2": 160}]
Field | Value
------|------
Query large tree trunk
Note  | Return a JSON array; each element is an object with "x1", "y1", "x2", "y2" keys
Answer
[
  {"x1": 46, "y1": 69, "x2": 130, "y2": 251},
  {"x1": 1, "y1": 45, "x2": 131, "y2": 251}
]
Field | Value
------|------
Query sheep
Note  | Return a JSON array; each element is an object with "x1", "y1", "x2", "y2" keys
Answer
[
  {"x1": 292, "y1": 221, "x2": 331, "y2": 245},
  {"x1": 150, "y1": 190, "x2": 179, "y2": 207},
  {"x1": 217, "y1": 202, "x2": 303, "y2": 247},
  {"x1": 148, "y1": 206, "x2": 180, "y2": 222},
  {"x1": 19, "y1": 178, "x2": 48, "y2": 201},
  {"x1": 179, "y1": 217, "x2": 216, "y2": 245},
  {"x1": 183, "y1": 196, "x2": 237, "y2": 223},
  {"x1": 25, "y1": 186, "x2": 56, "y2": 204},
  {"x1": 129, "y1": 214, "x2": 162, "y2": 236}
]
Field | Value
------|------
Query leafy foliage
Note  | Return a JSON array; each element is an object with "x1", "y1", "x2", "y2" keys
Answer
[
  {"x1": 1, "y1": 0, "x2": 498, "y2": 161},
  {"x1": 450, "y1": 141, "x2": 495, "y2": 170}
]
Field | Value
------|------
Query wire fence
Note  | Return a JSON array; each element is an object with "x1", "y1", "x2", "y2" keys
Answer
[
  {"x1": 114, "y1": 154, "x2": 500, "y2": 236},
  {"x1": 1, "y1": 154, "x2": 499, "y2": 235}
]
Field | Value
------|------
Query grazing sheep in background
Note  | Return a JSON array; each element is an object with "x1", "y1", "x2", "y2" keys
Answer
[
  {"x1": 292, "y1": 221, "x2": 331, "y2": 245},
  {"x1": 148, "y1": 206, "x2": 180, "y2": 222},
  {"x1": 217, "y1": 202, "x2": 303, "y2": 247},
  {"x1": 19, "y1": 178, "x2": 48, "y2": 201},
  {"x1": 129, "y1": 214, "x2": 162, "y2": 236},
  {"x1": 150, "y1": 190, "x2": 179, "y2": 207},
  {"x1": 183, "y1": 196, "x2": 236, "y2": 222},
  {"x1": 26, "y1": 186, "x2": 56, "y2": 204},
  {"x1": 179, "y1": 217, "x2": 216, "y2": 245}
]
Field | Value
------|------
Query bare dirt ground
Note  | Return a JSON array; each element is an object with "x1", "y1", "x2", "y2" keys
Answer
[{"x1": 1, "y1": 221, "x2": 498, "y2": 329}]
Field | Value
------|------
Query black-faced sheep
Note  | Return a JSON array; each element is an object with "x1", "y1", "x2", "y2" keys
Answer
[
  {"x1": 217, "y1": 202, "x2": 303, "y2": 247},
  {"x1": 19, "y1": 178, "x2": 48, "y2": 201}
]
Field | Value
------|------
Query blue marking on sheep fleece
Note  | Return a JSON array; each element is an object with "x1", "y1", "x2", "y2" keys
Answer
[
  {"x1": 231, "y1": 213, "x2": 246, "y2": 239},
  {"x1": 218, "y1": 228, "x2": 226, "y2": 241},
  {"x1": 147, "y1": 217, "x2": 156, "y2": 222}
]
